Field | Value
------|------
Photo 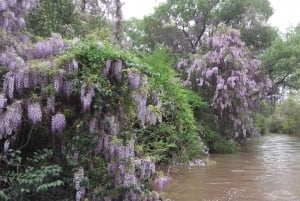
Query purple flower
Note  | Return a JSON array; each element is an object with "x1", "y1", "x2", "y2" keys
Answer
[
  {"x1": 3, "y1": 72, "x2": 15, "y2": 99},
  {"x1": 18, "y1": 17, "x2": 25, "y2": 28},
  {"x1": 1, "y1": 101, "x2": 22, "y2": 137},
  {"x1": 8, "y1": 0, "x2": 17, "y2": 7},
  {"x1": 89, "y1": 118, "x2": 98, "y2": 133},
  {"x1": 66, "y1": 60, "x2": 78, "y2": 75},
  {"x1": 132, "y1": 91, "x2": 147, "y2": 125},
  {"x1": 51, "y1": 113, "x2": 66, "y2": 134},
  {"x1": 146, "y1": 107, "x2": 157, "y2": 125},
  {"x1": 80, "y1": 85, "x2": 94, "y2": 111},
  {"x1": 154, "y1": 176, "x2": 171, "y2": 190},
  {"x1": 28, "y1": 102, "x2": 42, "y2": 124},
  {"x1": 47, "y1": 95, "x2": 55, "y2": 114},
  {"x1": 33, "y1": 41, "x2": 53, "y2": 59},
  {"x1": 63, "y1": 80, "x2": 73, "y2": 98},
  {"x1": 0, "y1": 1, "x2": 8, "y2": 12},
  {"x1": 74, "y1": 167, "x2": 85, "y2": 201},
  {"x1": 0, "y1": 93, "x2": 7, "y2": 112},
  {"x1": 15, "y1": 70, "x2": 25, "y2": 92},
  {"x1": 3, "y1": 140, "x2": 9, "y2": 154},
  {"x1": 49, "y1": 33, "x2": 65, "y2": 55},
  {"x1": 123, "y1": 173, "x2": 137, "y2": 187},
  {"x1": 54, "y1": 73, "x2": 63, "y2": 94},
  {"x1": 103, "y1": 59, "x2": 112, "y2": 77},
  {"x1": 114, "y1": 60, "x2": 122, "y2": 81},
  {"x1": 128, "y1": 71, "x2": 140, "y2": 89},
  {"x1": 23, "y1": 72, "x2": 30, "y2": 88}
]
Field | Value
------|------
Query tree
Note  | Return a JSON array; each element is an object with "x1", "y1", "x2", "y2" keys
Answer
[
  {"x1": 269, "y1": 96, "x2": 300, "y2": 135},
  {"x1": 125, "y1": 0, "x2": 277, "y2": 53},
  {"x1": 181, "y1": 25, "x2": 271, "y2": 140},
  {"x1": 262, "y1": 27, "x2": 300, "y2": 91},
  {"x1": 215, "y1": 0, "x2": 277, "y2": 50}
]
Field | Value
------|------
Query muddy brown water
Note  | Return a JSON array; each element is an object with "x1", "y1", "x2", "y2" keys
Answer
[{"x1": 163, "y1": 134, "x2": 300, "y2": 201}]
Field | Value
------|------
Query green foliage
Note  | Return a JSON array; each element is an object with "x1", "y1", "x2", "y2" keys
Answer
[
  {"x1": 200, "y1": 125, "x2": 238, "y2": 153},
  {"x1": 28, "y1": 0, "x2": 80, "y2": 37},
  {"x1": 262, "y1": 27, "x2": 300, "y2": 89},
  {"x1": 254, "y1": 101, "x2": 272, "y2": 135},
  {"x1": 136, "y1": 48, "x2": 205, "y2": 162},
  {"x1": 269, "y1": 97, "x2": 300, "y2": 135},
  {"x1": 215, "y1": 0, "x2": 276, "y2": 50},
  {"x1": 0, "y1": 149, "x2": 64, "y2": 201},
  {"x1": 126, "y1": 0, "x2": 277, "y2": 53}
]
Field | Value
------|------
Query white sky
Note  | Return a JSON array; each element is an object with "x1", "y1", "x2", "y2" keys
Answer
[
  {"x1": 268, "y1": 0, "x2": 300, "y2": 32},
  {"x1": 123, "y1": 0, "x2": 300, "y2": 33}
]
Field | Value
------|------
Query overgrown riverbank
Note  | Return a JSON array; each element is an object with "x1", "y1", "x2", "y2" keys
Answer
[{"x1": 0, "y1": 0, "x2": 280, "y2": 200}]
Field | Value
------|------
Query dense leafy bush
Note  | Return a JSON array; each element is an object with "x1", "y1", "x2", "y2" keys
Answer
[
  {"x1": 136, "y1": 48, "x2": 204, "y2": 163},
  {"x1": 269, "y1": 97, "x2": 300, "y2": 135},
  {"x1": 200, "y1": 125, "x2": 238, "y2": 153}
]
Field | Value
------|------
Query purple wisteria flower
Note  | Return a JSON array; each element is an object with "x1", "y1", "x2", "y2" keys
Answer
[
  {"x1": 0, "y1": 101, "x2": 22, "y2": 138},
  {"x1": 3, "y1": 72, "x2": 15, "y2": 99},
  {"x1": 49, "y1": 33, "x2": 65, "y2": 55},
  {"x1": 128, "y1": 70, "x2": 140, "y2": 89},
  {"x1": 3, "y1": 140, "x2": 9, "y2": 155},
  {"x1": 103, "y1": 59, "x2": 112, "y2": 77},
  {"x1": 89, "y1": 117, "x2": 98, "y2": 133},
  {"x1": 65, "y1": 60, "x2": 78, "y2": 75},
  {"x1": 28, "y1": 102, "x2": 42, "y2": 124},
  {"x1": 47, "y1": 95, "x2": 55, "y2": 114},
  {"x1": 63, "y1": 80, "x2": 73, "y2": 98},
  {"x1": 80, "y1": 85, "x2": 95, "y2": 111},
  {"x1": 0, "y1": 1, "x2": 8, "y2": 12},
  {"x1": 51, "y1": 113, "x2": 66, "y2": 134},
  {"x1": 33, "y1": 41, "x2": 53, "y2": 59},
  {"x1": 114, "y1": 60, "x2": 122, "y2": 81},
  {"x1": 54, "y1": 73, "x2": 63, "y2": 94},
  {"x1": 74, "y1": 167, "x2": 85, "y2": 201},
  {"x1": 0, "y1": 93, "x2": 7, "y2": 113}
]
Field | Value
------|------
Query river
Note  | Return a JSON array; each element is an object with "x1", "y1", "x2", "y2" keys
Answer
[{"x1": 163, "y1": 134, "x2": 300, "y2": 201}]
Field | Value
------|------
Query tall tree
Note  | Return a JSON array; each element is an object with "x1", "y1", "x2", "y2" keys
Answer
[
  {"x1": 181, "y1": 25, "x2": 271, "y2": 140},
  {"x1": 114, "y1": 0, "x2": 124, "y2": 43},
  {"x1": 125, "y1": 0, "x2": 277, "y2": 53},
  {"x1": 215, "y1": 0, "x2": 276, "y2": 50},
  {"x1": 262, "y1": 27, "x2": 300, "y2": 91}
]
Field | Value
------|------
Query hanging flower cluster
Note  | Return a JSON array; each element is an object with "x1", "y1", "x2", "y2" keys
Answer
[
  {"x1": 27, "y1": 102, "x2": 42, "y2": 124},
  {"x1": 33, "y1": 34, "x2": 65, "y2": 59},
  {"x1": 135, "y1": 158, "x2": 156, "y2": 180},
  {"x1": 0, "y1": 93, "x2": 7, "y2": 113},
  {"x1": 51, "y1": 113, "x2": 66, "y2": 134},
  {"x1": 96, "y1": 134, "x2": 134, "y2": 161},
  {"x1": 103, "y1": 59, "x2": 112, "y2": 77},
  {"x1": 103, "y1": 59, "x2": 123, "y2": 81},
  {"x1": 130, "y1": 75, "x2": 148, "y2": 125},
  {"x1": 128, "y1": 70, "x2": 141, "y2": 89},
  {"x1": 107, "y1": 157, "x2": 155, "y2": 188},
  {"x1": 103, "y1": 115, "x2": 120, "y2": 136},
  {"x1": 46, "y1": 95, "x2": 55, "y2": 114},
  {"x1": 0, "y1": 0, "x2": 36, "y2": 33},
  {"x1": 74, "y1": 167, "x2": 86, "y2": 201},
  {"x1": 114, "y1": 60, "x2": 123, "y2": 81},
  {"x1": 80, "y1": 84, "x2": 95, "y2": 111},
  {"x1": 91, "y1": 108, "x2": 156, "y2": 196},
  {"x1": 0, "y1": 101, "x2": 22, "y2": 139}
]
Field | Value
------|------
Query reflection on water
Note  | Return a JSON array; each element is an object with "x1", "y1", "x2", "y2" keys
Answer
[{"x1": 164, "y1": 134, "x2": 300, "y2": 201}]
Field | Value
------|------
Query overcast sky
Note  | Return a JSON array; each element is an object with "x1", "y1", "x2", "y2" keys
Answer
[{"x1": 123, "y1": 0, "x2": 300, "y2": 33}]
